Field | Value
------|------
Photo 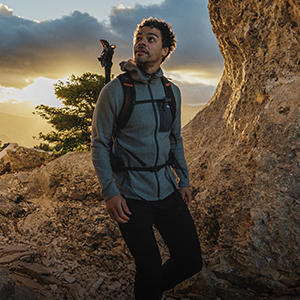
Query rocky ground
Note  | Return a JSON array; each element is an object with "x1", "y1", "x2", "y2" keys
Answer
[
  {"x1": 0, "y1": 145, "x2": 212, "y2": 300},
  {"x1": 0, "y1": 197, "x2": 135, "y2": 300},
  {"x1": 1, "y1": 145, "x2": 300, "y2": 299},
  {"x1": 0, "y1": 173, "x2": 299, "y2": 300},
  {"x1": 0, "y1": 194, "x2": 218, "y2": 300}
]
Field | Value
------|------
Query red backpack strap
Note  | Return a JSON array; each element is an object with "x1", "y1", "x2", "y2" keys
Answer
[
  {"x1": 116, "y1": 73, "x2": 136, "y2": 130},
  {"x1": 161, "y1": 76, "x2": 176, "y2": 123},
  {"x1": 116, "y1": 74, "x2": 176, "y2": 130}
]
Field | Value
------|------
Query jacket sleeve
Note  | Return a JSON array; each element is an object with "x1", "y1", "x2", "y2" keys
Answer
[
  {"x1": 170, "y1": 84, "x2": 190, "y2": 187},
  {"x1": 91, "y1": 81, "x2": 121, "y2": 201}
]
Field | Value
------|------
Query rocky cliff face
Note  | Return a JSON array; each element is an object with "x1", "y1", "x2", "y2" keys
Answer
[{"x1": 182, "y1": 0, "x2": 300, "y2": 298}]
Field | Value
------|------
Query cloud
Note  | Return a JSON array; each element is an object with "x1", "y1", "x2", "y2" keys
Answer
[
  {"x1": 0, "y1": 10, "x2": 113, "y2": 88},
  {"x1": 0, "y1": 4, "x2": 13, "y2": 16},
  {"x1": 174, "y1": 81, "x2": 217, "y2": 105},
  {"x1": 109, "y1": 0, "x2": 223, "y2": 73},
  {"x1": 0, "y1": 77, "x2": 61, "y2": 107},
  {"x1": 0, "y1": 99, "x2": 37, "y2": 116},
  {"x1": 0, "y1": 0, "x2": 223, "y2": 99}
]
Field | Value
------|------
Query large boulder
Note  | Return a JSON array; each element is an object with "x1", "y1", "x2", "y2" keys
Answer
[
  {"x1": 0, "y1": 151, "x2": 101, "y2": 207},
  {"x1": 182, "y1": 0, "x2": 300, "y2": 298},
  {"x1": 0, "y1": 144, "x2": 53, "y2": 175}
]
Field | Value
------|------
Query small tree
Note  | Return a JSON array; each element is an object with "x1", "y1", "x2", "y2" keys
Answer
[{"x1": 34, "y1": 73, "x2": 106, "y2": 156}]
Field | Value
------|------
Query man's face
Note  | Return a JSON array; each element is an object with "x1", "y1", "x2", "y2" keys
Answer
[{"x1": 133, "y1": 26, "x2": 168, "y2": 71}]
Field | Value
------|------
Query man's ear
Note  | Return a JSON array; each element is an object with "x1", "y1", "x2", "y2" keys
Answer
[{"x1": 162, "y1": 47, "x2": 168, "y2": 57}]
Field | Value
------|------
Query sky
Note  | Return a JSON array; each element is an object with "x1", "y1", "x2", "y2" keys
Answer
[{"x1": 0, "y1": 0, "x2": 223, "y2": 114}]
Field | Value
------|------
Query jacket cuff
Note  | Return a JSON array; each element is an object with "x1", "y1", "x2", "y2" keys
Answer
[
  {"x1": 102, "y1": 181, "x2": 120, "y2": 201},
  {"x1": 178, "y1": 173, "x2": 190, "y2": 187}
]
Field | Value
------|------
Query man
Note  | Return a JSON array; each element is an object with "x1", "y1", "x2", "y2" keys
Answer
[{"x1": 91, "y1": 17, "x2": 202, "y2": 300}]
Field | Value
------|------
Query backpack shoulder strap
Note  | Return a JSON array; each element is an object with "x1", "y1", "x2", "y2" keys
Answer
[
  {"x1": 161, "y1": 76, "x2": 176, "y2": 122},
  {"x1": 116, "y1": 72, "x2": 136, "y2": 130},
  {"x1": 116, "y1": 74, "x2": 176, "y2": 130},
  {"x1": 161, "y1": 76, "x2": 178, "y2": 148}
]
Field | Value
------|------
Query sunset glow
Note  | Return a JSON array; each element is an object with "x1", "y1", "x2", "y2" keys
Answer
[{"x1": 0, "y1": 0, "x2": 223, "y2": 134}]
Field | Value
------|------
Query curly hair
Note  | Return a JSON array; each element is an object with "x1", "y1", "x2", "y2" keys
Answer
[{"x1": 134, "y1": 17, "x2": 177, "y2": 62}]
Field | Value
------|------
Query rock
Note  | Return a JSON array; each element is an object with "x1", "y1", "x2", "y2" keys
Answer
[
  {"x1": 0, "y1": 251, "x2": 37, "y2": 264},
  {"x1": 0, "y1": 266, "x2": 15, "y2": 300},
  {"x1": 0, "y1": 143, "x2": 53, "y2": 175},
  {"x1": 182, "y1": 0, "x2": 300, "y2": 298},
  {"x1": 215, "y1": 286, "x2": 257, "y2": 300},
  {"x1": 107, "y1": 280, "x2": 121, "y2": 291},
  {"x1": 10, "y1": 262, "x2": 51, "y2": 278},
  {"x1": 49, "y1": 284, "x2": 58, "y2": 293},
  {"x1": 91, "y1": 277, "x2": 104, "y2": 291},
  {"x1": 13, "y1": 285, "x2": 40, "y2": 300},
  {"x1": 66, "y1": 282, "x2": 83, "y2": 300},
  {"x1": 0, "y1": 151, "x2": 101, "y2": 206},
  {"x1": 63, "y1": 273, "x2": 77, "y2": 284},
  {"x1": 0, "y1": 196, "x2": 23, "y2": 217},
  {"x1": 11, "y1": 273, "x2": 53, "y2": 299},
  {"x1": 1, "y1": 246, "x2": 28, "y2": 253}
]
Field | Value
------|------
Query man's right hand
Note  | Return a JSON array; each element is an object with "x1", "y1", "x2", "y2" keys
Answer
[{"x1": 106, "y1": 194, "x2": 132, "y2": 223}]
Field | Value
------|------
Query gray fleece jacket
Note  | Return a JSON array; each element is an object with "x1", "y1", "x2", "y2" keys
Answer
[{"x1": 91, "y1": 59, "x2": 190, "y2": 201}]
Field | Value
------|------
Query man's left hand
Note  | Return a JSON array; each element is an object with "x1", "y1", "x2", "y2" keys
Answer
[{"x1": 179, "y1": 186, "x2": 192, "y2": 208}]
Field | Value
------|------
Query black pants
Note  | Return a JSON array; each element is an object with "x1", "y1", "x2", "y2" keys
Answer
[{"x1": 119, "y1": 190, "x2": 203, "y2": 300}]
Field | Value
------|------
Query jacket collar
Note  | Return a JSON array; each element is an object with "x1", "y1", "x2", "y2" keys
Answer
[{"x1": 119, "y1": 59, "x2": 163, "y2": 83}]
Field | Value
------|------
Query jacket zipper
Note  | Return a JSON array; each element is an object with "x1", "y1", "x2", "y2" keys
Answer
[{"x1": 148, "y1": 82, "x2": 160, "y2": 199}]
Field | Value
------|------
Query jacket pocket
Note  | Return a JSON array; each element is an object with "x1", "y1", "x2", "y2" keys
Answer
[{"x1": 158, "y1": 99, "x2": 173, "y2": 132}]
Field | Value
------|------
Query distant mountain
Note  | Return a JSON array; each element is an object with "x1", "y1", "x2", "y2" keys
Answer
[{"x1": 0, "y1": 112, "x2": 52, "y2": 147}]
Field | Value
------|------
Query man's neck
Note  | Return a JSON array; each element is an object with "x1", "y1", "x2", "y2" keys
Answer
[{"x1": 137, "y1": 63, "x2": 160, "y2": 75}]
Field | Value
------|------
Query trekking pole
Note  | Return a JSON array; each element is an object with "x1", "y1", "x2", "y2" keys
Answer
[{"x1": 98, "y1": 39, "x2": 116, "y2": 84}]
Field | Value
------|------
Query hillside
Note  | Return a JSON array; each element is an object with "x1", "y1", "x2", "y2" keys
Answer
[{"x1": 0, "y1": 112, "x2": 52, "y2": 147}]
